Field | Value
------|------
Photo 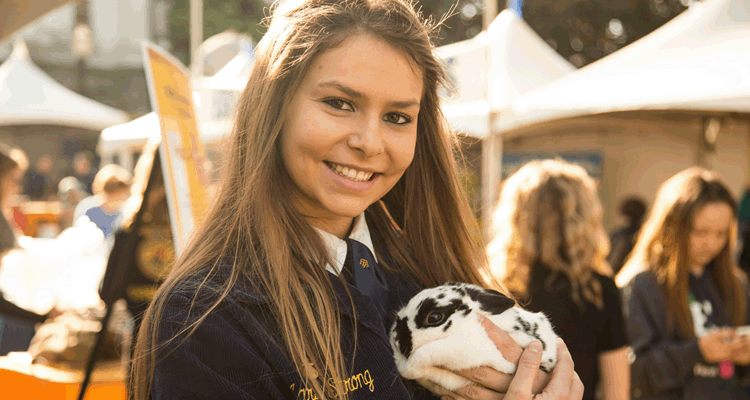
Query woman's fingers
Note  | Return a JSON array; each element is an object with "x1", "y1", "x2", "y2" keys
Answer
[
  {"x1": 417, "y1": 378, "x2": 451, "y2": 396},
  {"x1": 452, "y1": 383, "x2": 504, "y2": 400},
  {"x1": 537, "y1": 338, "x2": 578, "y2": 400},
  {"x1": 456, "y1": 366, "x2": 513, "y2": 393},
  {"x1": 504, "y1": 340, "x2": 543, "y2": 400},
  {"x1": 476, "y1": 315, "x2": 549, "y2": 393},
  {"x1": 480, "y1": 315, "x2": 523, "y2": 364},
  {"x1": 569, "y1": 372, "x2": 584, "y2": 400}
]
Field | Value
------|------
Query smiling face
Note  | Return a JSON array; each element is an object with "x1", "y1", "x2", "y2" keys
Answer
[
  {"x1": 279, "y1": 34, "x2": 423, "y2": 238},
  {"x1": 688, "y1": 202, "x2": 733, "y2": 273}
]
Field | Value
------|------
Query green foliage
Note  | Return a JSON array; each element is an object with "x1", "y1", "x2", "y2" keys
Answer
[
  {"x1": 169, "y1": 0, "x2": 267, "y2": 65},
  {"x1": 167, "y1": 0, "x2": 695, "y2": 68},
  {"x1": 415, "y1": 0, "x2": 484, "y2": 46},
  {"x1": 518, "y1": 0, "x2": 692, "y2": 67}
]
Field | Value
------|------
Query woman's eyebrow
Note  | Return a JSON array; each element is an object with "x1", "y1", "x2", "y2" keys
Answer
[{"x1": 317, "y1": 80, "x2": 420, "y2": 109}]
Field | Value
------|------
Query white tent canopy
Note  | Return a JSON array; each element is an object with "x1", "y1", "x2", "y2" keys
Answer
[
  {"x1": 209, "y1": 39, "x2": 253, "y2": 88},
  {"x1": 497, "y1": 0, "x2": 750, "y2": 134},
  {"x1": 0, "y1": 39, "x2": 130, "y2": 130},
  {"x1": 437, "y1": 10, "x2": 575, "y2": 139},
  {"x1": 97, "y1": 112, "x2": 228, "y2": 159}
]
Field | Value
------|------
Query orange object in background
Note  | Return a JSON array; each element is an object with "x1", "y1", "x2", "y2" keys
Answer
[
  {"x1": 0, "y1": 355, "x2": 125, "y2": 400},
  {"x1": 20, "y1": 201, "x2": 62, "y2": 238}
]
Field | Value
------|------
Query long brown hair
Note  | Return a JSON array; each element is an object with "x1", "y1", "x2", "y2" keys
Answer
[
  {"x1": 616, "y1": 167, "x2": 746, "y2": 339},
  {"x1": 131, "y1": 1, "x2": 494, "y2": 399},
  {"x1": 488, "y1": 159, "x2": 611, "y2": 310}
]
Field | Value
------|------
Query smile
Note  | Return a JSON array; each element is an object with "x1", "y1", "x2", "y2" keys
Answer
[{"x1": 325, "y1": 161, "x2": 375, "y2": 182}]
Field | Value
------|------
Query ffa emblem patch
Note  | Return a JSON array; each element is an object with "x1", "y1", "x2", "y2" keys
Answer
[{"x1": 360, "y1": 259, "x2": 369, "y2": 268}]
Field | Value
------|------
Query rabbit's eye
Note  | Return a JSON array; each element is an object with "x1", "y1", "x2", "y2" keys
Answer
[{"x1": 425, "y1": 312, "x2": 445, "y2": 326}]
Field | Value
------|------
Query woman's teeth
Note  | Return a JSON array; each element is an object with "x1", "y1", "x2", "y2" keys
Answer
[{"x1": 328, "y1": 162, "x2": 374, "y2": 182}]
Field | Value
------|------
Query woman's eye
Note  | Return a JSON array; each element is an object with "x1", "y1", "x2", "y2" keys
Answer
[
  {"x1": 324, "y1": 98, "x2": 354, "y2": 111},
  {"x1": 426, "y1": 312, "x2": 444, "y2": 326},
  {"x1": 384, "y1": 113, "x2": 411, "y2": 125}
]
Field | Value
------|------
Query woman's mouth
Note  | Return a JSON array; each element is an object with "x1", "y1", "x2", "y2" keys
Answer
[{"x1": 325, "y1": 161, "x2": 376, "y2": 182}]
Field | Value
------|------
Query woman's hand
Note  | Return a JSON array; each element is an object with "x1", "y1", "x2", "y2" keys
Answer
[
  {"x1": 698, "y1": 328, "x2": 737, "y2": 363},
  {"x1": 729, "y1": 333, "x2": 750, "y2": 366},
  {"x1": 422, "y1": 315, "x2": 583, "y2": 400}
]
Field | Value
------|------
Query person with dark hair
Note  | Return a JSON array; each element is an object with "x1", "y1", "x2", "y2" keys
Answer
[
  {"x1": 617, "y1": 168, "x2": 750, "y2": 400},
  {"x1": 69, "y1": 151, "x2": 97, "y2": 194},
  {"x1": 607, "y1": 196, "x2": 647, "y2": 274},
  {"x1": 0, "y1": 142, "x2": 47, "y2": 342},
  {"x1": 24, "y1": 154, "x2": 54, "y2": 201},
  {"x1": 0, "y1": 142, "x2": 28, "y2": 255}
]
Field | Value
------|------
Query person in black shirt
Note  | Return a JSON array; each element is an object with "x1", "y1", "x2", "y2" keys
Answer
[
  {"x1": 608, "y1": 196, "x2": 647, "y2": 275},
  {"x1": 24, "y1": 154, "x2": 54, "y2": 201},
  {"x1": 68, "y1": 151, "x2": 96, "y2": 195},
  {"x1": 0, "y1": 143, "x2": 48, "y2": 352},
  {"x1": 616, "y1": 167, "x2": 750, "y2": 400},
  {"x1": 488, "y1": 159, "x2": 630, "y2": 400}
]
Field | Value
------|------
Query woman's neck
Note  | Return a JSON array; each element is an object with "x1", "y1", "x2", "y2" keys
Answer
[
  {"x1": 308, "y1": 216, "x2": 355, "y2": 240},
  {"x1": 689, "y1": 262, "x2": 707, "y2": 277}
]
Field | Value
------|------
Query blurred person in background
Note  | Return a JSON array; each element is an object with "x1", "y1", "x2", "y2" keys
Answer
[
  {"x1": 24, "y1": 154, "x2": 54, "y2": 201},
  {"x1": 0, "y1": 142, "x2": 28, "y2": 255},
  {"x1": 57, "y1": 176, "x2": 89, "y2": 231},
  {"x1": 0, "y1": 142, "x2": 47, "y2": 324},
  {"x1": 616, "y1": 167, "x2": 750, "y2": 400},
  {"x1": 74, "y1": 164, "x2": 132, "y2": 238},
  {"x1": 69, "y1": 151, "x2": 97, "y2": 194},
  {"x1": 608, "y1": 196, "x2": 647, "y2": 275},
  {"x1": 488, "y1": 159, "x2": 629, "y2": 400}
]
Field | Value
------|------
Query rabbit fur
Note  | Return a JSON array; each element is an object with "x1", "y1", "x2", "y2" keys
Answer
[{"x1": 389, "y1": 282, "x2": 558, "y2": 392}]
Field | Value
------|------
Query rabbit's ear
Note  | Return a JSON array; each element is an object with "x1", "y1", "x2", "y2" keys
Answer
[{"x1": 467, "y1": 287, "x2": 515, "y2": 315}]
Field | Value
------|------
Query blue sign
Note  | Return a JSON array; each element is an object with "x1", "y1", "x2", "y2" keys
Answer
[{"x1": 508, "y1": 0, "x2": 524, "y2": 16}]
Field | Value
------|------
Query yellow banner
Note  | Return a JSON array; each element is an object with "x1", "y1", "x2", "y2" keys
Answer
[{"x1": 142, "y1": 42, "x2": 210, "y2": 254}]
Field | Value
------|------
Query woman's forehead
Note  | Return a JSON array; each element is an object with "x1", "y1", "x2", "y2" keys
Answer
[
  {"x1": 301, "y1": 34, "x2": 424, "y2": 104},
  {"x1": 692, "y1": 202, "x2": 733, "y2": 229}
]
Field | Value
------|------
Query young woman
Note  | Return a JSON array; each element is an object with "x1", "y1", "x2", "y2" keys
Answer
[
  {"x1": 131, "y1": 1, "x2": 583, "y2": 399},
  {"x1": 488, "y1": 159, "x2": 630, "y2": 400},
  {"x1": 616, "y1": 167, "x2": 750, "y2": 400},
  {"x1": 0, "y1": 143, "x2": 47, "y2": 323},
  {"x1": 0, "y1": 142, "x2": 27, "y2": 255}
]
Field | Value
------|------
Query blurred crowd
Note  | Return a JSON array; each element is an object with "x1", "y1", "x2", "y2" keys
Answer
[{"x1": 5, "y1": 147, "x2": 133, "y2": 242}]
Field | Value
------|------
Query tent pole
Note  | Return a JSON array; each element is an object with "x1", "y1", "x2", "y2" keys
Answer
[
  {"x1": 482, "y1": 1, "x2": 501, "y2": 240},
  {"x1": 483, "y1": 0, "x2": 498, "y2": 30},
  {"x1": 481, "y1": 111, "x2": 502, "y2": 240},
  {"x1": 190, "y1": 0, "x2": 203, "y2": 67}
]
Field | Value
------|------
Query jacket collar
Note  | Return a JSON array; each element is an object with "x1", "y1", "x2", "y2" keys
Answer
[{"x1": 314, "y1": 213, "x2": 378, "y2": 275}]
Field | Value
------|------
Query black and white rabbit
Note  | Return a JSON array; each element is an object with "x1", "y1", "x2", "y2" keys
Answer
[{"x1": 389, "y1": 282, "x2": 558, "y2": 391}]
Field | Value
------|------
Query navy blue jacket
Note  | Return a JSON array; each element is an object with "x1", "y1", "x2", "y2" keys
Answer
[
  {"x1": 622, "y1": 269, "x2": 750, "y2": 400},
  {"x1": 150, "y1": 259, "x2": 441, "y2": 399}
]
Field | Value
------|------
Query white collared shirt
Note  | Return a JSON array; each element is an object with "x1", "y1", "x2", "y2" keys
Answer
[{"x1": 314, "y1": 213, "x2": 379, "y2": 276}]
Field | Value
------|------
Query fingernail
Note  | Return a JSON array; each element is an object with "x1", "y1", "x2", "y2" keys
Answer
[{"x1": 528, "y1": 340, "x2": 542, "y2": 354}]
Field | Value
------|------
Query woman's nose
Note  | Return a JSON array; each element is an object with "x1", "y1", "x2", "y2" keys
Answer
[{"x1": 347, "y1": 113, "x2": 384, "y2": 158}]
